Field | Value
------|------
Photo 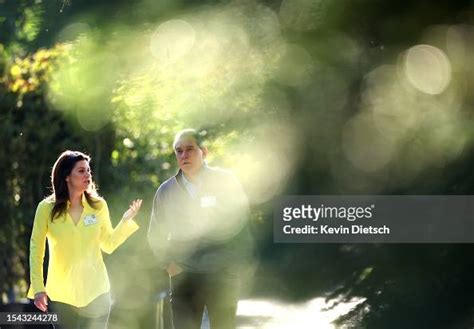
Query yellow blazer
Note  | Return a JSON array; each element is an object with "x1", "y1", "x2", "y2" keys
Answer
[{"x1": 27, "y1": 195, "x2": 139, "y2": 307}]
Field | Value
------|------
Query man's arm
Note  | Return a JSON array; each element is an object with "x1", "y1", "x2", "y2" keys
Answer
[
  {"x1": 221, "y1": 172, "x2": 255, "y2": 271},
  {"x1": 147, "y1": 188, "x2": 171, "y2": 269}
]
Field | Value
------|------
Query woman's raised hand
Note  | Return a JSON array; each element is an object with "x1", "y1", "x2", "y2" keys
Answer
[{"x1": 122, "y1": 199, "x2": 143, "y2": 221}]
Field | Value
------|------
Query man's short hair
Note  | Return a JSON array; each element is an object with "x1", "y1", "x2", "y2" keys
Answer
[{"x1": 173, "y1": 128, "x2": 206, "y2": 149}]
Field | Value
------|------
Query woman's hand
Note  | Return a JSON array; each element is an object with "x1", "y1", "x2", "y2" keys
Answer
[
  {"x1": 166, "y1": 262, "x2": 184, "y2": 277},
  {"x1": 34, "y1": 292, "x2": 48, "y2": 312},
  {"x1": 122, "y1": 199, "x2": 143, "y2": 221}
]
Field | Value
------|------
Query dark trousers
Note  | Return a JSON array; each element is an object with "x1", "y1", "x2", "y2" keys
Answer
[
  {"x1": 170, "y1": 272, "x2": 239, "y2": 329},
  {"x1": 49, "y1": 293, "x2": 111, "y2": 329}
]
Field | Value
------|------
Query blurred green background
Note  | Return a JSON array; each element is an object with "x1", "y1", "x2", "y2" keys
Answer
[{"x1": 1, "y1": 0, "x2": 474, "y2": 328}]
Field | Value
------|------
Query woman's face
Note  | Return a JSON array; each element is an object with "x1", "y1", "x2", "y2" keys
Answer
[{"x1": 66, "y1": 160, "x2": 91, "y2": 193}]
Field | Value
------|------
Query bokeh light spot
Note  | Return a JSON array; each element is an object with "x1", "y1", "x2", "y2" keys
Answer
[
  {"x1": 56, "y1": 22, "x2": 91, "y2": 42},
  {"x1": 274, "y1": 44, "x2": 314, "y2": 87},
  {"x1": 342, "y1": 114, "x2": 396, "y2": 173},
  {"x1": 150, "y1": 19, "x2": 196, "y2": 63},
  {"x1": 404, "y1": 44, "x2": 452, "y2": 95}
]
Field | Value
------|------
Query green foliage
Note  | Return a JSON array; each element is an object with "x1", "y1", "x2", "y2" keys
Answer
[
  {"x1": 16, "y1": 6, "x2": 43, "y2": 43},
  {"x1": 6, "y1": 45, "x2": 67, "y2": 95},
  {"x1": 0, "y1": 0, "x2": 44, "y2": 56},
  {"x1": 1, "y1": 1, "x2": 474, "y2": 328}
]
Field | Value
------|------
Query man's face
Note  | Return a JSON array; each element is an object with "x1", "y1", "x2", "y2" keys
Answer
[{"x1": 174, "y1": 137, "x2": 207, "y2": 177}]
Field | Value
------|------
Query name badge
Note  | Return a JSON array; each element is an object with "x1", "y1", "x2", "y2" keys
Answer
[
  {"x1": 83, "y1": 214, "x2": 98, "y2": 226},
  {"x1": 200, "y1": 195, "x2": 217, "y2": 208}
]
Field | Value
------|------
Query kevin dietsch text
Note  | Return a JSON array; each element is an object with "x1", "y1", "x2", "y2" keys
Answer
[
  {"x1": 281, "y1": 204, "x2": 390, "y2": 236},
  {"x1": 283, "y1": 224, "x2": 390, "y2": 235}
]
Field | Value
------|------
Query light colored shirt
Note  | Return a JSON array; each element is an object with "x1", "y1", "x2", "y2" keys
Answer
[
  {"x1": 27, "y1": 194, "x2": 139, "y2": 307},
  {"x1": 181, "y1": 172, "x2": 200, "y2": 199}
]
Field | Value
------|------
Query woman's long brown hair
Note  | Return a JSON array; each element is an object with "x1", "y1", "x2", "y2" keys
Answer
[{"x1": 49, "y1": 150, "x2": 99, "y2": 221}]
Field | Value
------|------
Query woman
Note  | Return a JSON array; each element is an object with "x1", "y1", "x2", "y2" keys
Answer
[{"x1": 27, "y1": 150, "x2": 142, "y2": 329}]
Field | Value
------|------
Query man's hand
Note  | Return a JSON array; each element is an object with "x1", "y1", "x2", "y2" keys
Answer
[
  {"x1": 122, "y1": 199, "x2": 143, "y2": 221},
  {"x1": 166, "y1": 262, "x2": 184, "y2": 277},
  {"x1": 34, "y1": 292, "x2": 48, "y2": 312}
]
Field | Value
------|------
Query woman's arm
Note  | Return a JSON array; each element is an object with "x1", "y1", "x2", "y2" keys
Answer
[
  {"x1": 99, "y1": 199, "x2": 141, "y2": 254},
  {"x1": 28, "y1": 201, "x2": 50, "y2": 311}
]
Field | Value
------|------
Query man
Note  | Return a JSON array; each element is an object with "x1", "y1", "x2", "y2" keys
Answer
[{"x1": 148, "y1": 128, "x2": 252, "y2": 329}]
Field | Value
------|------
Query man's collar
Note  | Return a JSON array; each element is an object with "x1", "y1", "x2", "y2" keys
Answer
[
  {"x1": 175, "y1": 162, "x2": 209, "y2": 183},
  {"x1": 180, "y1": 172, "x2": 193, "y2": 185}
]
